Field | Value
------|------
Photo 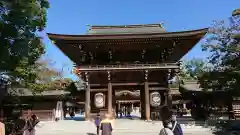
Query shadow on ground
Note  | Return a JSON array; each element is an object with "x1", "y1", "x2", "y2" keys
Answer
[
  {"x1": 210, "y1": 120, "x2": 240, "y2": 135},
  {"x1": 116, "y1": 115, "x2": 141, "y2": 120},
  {"x1": 87, "y1": 133, "x2": 97, "y2": 135},
  {"x1": 64, "y1": 117, "x2": 85, "y2": 121}
]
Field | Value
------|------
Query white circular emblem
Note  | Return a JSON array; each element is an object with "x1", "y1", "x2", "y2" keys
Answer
[
  {"x1": 153, "y1": 96, "x2": 161, "y2": 102},
  {"x1": 96, "y1": 96, "x2": 103, "y2": 104},
  {"x1": 95, "y1": 93, "x2": 105, "y2": 108},
  {"x1": 150, "y1": 92, "x2": 161, "y2": 107}
]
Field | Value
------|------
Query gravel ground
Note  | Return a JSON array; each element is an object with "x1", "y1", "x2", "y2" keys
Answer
[{"x1": 35, "y1": 119, "x2": 214, "y2": 135}]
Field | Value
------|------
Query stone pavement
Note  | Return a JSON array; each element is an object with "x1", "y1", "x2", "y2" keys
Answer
[{"x1": 35, "y1": 119, "x2": 214, "y2": 135}]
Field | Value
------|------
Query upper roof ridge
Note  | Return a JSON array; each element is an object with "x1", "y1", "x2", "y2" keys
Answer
[{"x1": 89, "y1": 23, "x2": 163, "y2": 29}]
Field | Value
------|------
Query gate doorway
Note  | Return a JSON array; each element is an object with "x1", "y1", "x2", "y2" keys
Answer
[{"x1": 115, "y1": 100, "x2": 141, "y2": 119}]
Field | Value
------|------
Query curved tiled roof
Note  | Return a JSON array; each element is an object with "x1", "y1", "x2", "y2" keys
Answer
[
  {"x1": 47, "y1": 26, "x2": 208, "y2": 64},
  {"x1": 89, "y1": 24, "x2": 164, "y2": 28},
  {"x1": 88, "y1": 24, "x2": 166, "y2": 35},
  {"x1": 47, "y1": 28, "x2": 208, "y2": 41}
]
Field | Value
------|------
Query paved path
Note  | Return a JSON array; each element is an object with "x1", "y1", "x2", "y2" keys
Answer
[{"x1": 35, "y1": 119, "x2": 214, "y2": 135}]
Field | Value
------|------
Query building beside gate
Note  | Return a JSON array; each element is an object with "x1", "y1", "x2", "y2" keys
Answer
[{"x1": 47, "y1": 24, "x2": 207, "y2": 121}]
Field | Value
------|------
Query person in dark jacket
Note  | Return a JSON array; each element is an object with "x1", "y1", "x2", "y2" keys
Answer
[
  {"x1": 100, "y1": 114, "x2": 113, "y2": 135},
  {"x1": 170, "y1": 115, "x2": 183, "y2": 135},
  {"x1": 95, "y1": 113, "x2": 101, "y2": 135}
]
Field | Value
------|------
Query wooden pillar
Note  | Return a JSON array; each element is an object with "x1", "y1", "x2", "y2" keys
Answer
[
  {"x1": 107, "y1": 71, "x2": 113, "y2": 116},
  {"x1": 140, "y1": 88, "x2": 145, "y2": 119},
  {"x1": 131, "y1": 103, "x2": 134, "y2": 113},
  {"x1": 144, "y1": 70, "x2": 151, "y2": 121},
  {"x1": 85, "y1": 72, "x2": 91, "y2": 121},
  {"x1": 118, "y1": 102, "x2": 120, "y2": 111},
  {"x1": 139, "y1": 102, "x2": 141, "y2": 111},
  {"x1": 167, "y1": 69, "x2": 172, "y2": 109}
]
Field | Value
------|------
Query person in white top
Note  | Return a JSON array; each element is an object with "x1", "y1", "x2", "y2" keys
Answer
[
  {"x1": 0, "y1": 117, "x2": 5, "y2": 135},
  {"x1": 159, "y1": 120, "x2": 174, "y2": 135}
]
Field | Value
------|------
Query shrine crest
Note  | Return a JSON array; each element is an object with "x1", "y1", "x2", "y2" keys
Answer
[
  {"x1": 150, "y1": 92, "x2": 161, "y2": 107},
  {"x1": 94, "y1": 93, "x2": 105, "y2": 108}
]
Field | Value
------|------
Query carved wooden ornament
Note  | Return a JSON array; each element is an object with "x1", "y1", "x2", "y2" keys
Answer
[
  {"x1": 150, "y1": 92, "x2": 161, "y2": 107},
  {"x1": 95, "y1": 93, "x2": 105, "y2": 108}
]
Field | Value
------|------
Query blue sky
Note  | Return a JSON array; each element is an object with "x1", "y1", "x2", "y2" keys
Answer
[{"x1": 43, "y1": 0, "x2": 239, "y2": 79}]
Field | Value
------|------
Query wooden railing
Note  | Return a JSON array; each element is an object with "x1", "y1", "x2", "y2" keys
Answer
[{"x1": 77, "y1": 63, "x2": 179, "y2": 71}]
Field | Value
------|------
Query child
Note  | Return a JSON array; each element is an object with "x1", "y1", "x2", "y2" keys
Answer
[{"x1": 94, "y1": 113, "x2": 101, "y2": 135}]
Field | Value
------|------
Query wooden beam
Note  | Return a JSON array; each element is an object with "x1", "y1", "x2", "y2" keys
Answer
[
  {"x1": 76, "y1": 63, "x2": 179, "y2": 72},
  {"x1": 149, "y1": 87, "x2": 168, "y2": 90},
  {"x1": 90, "y1": 89, "x2": 108, "y2": 92},
  {"x1": 90, "y1": 82, "x2": 162, "y2": 87}
]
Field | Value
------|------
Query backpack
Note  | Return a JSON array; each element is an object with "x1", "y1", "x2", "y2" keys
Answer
[
  {"x1": 171, "y1": 122, "x2": 183, "y2": 135},
  {"x1": 160, "y1": 128, "x2": 174, "y2": 135}
]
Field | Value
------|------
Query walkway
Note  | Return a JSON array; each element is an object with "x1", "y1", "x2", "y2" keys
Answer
[{"x1": 36, "y1": 119, "x2": 213, "y2": 135}]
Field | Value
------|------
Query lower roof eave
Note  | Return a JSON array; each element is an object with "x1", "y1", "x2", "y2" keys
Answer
[
  {"x1": 78, "y1": 67, "x2": 179, "y2": 72},
  {"x1": 76, "y1": 63, "x2": 179, "y2": 72}
]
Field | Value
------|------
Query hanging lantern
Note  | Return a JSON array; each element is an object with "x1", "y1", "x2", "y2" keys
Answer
[{"x1": 72, "y1": 67, "x2": 81, "y2": 75}]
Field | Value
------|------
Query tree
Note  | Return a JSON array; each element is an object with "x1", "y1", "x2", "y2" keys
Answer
[
  {"x1": 29, "y1": 60, "x2": 68, "y2": 92},
  {"x1": 179, "y1": 58, "x2": 211, "y2": 80},
  {"x1": 24, "y1": 59, "x2": 74, "y2": 92},
  {"x1": 232, "y1": 8, "x2": 240, "y2": 17},
  {"x1": 0, "y1": 1, "x2": 50, "y2": 91},
  {"x1": 199, "y1": 9, "x2": 240, "y2": 95},
  {"x1": 7, "y1": 59, "x2": 74, "y2": 98}
]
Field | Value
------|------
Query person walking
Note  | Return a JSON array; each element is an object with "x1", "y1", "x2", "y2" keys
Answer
[
  {"x1": 94, "y1": 113, "x2": 101, "y2": 135},
  {"x1": 11, "y1": 115, "x2": 26, "y2": 135},
  {"x1": 170, "y1": 115, "x2": 183, "y2": 135},
  {"x1": 159, "y1": 120, "x2": 174, "y2": 135},
  {"x1": 23, "y1": 114, "x2": 40, "y2": 135},
  {"x1": 100, "y1": 113, "x2": 113, "y2": 135}
]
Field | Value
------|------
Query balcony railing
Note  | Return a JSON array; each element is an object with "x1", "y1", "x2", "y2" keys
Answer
[{"x1": 76, "y1": 63, "x2": 179, "y2": 71}]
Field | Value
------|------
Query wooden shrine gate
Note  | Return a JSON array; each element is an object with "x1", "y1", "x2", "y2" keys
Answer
[
  {"x1": 47, "y1": 23, "x2": 207, "y2": 121},
  {"x1": 75, "y1": 63, "x2": 179, "y2": 121}
]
